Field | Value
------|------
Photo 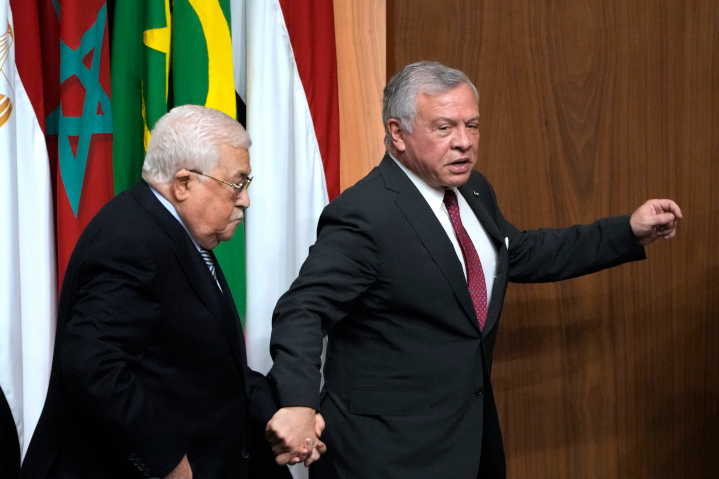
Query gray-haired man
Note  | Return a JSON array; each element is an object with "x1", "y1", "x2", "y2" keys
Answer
[{"x1": 265, "y1": 62, "x2": 681, "y2": 478}]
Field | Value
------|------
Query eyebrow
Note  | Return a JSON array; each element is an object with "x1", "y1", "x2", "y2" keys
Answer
[
  {"x1": 434, "y1": 116, "x2": 480, "y2": 124},
  {"x1": 233, "y1": 169, "x2": 251, "y2": 179}
]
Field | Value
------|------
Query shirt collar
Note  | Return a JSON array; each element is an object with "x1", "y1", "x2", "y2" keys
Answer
[
  {"x1": 149, "y1": 185, "x2": 204, "y2": 252},
  {"x1": 388, "y1": 152, "x2": 457, "y2": 214}
]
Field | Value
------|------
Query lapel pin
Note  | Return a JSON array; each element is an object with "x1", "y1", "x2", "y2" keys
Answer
[{"x1": 473, "y1": 191, "x2": 479, "y2": 197}]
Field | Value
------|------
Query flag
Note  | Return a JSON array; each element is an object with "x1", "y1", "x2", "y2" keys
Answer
[
  {"x1": 111, "y1": 0, "x2": 171, "y2": 194},
  {"x1": 232, "y1": 0, "x2": 340, "y2": 384},
  {"x1": 0, "y1": 0, "x2": 56, "y2": 472},
  {"x1": 277, "y1": 0, "x2": 340, "y2": 201},
  {"x1": 112, "y1": 0, "x2": 248, "y2": 316},
  {"x1": 232, "y1": 3, "x2": 340, "y2": 473},
  {"x1": 43, "y1": 0, "x2": 115, "y2": 284}
]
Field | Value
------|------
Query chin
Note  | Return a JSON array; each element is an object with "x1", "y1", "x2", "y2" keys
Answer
[
  {"x1": 444, "y1": 175, "x2": 472, "y2": 188},
  {"x1": 218, "y1": 225, "x2": 240, "y2": 243}
]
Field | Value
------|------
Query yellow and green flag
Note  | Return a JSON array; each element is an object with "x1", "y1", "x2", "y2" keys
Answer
[{"x1": 111, "y1": 0, "x2": 246, "y2": 317}]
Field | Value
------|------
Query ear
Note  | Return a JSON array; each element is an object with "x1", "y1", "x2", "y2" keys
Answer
[
  {"x1": 171, "y1": 169, "x2": 192, "y2": 202},
  {"x1": 387, "y1": 119, "x2": 406, "y2": 152}
]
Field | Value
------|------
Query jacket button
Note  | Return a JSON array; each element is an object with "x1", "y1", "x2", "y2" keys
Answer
[
  {"x1": 133, "y1": 459, "x2": 141, "y2": 466},
  {"x1": 475, "y1": 386, "x2": 484, "y2": 396},
  {"x1": 128, "y1": 453, "x2": 136, "y2": 461},
  {"x1": 241, "y1": 448, "x2": 249, "y2": 459},
  {"x1": 139, "y1": 464, "x2": 145, "y2": 471}
]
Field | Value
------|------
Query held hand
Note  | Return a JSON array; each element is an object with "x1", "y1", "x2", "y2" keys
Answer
[
  {"x1": 284, "y1": 414, "x2": 328, "y2": 467},
  {"x1": 163, "y1": 455, "x2": 192, "y2": 479},
  {"x1": 302, "y1": 413, "x2": 327, "y2": 467},
  {"x1": 265, "y1": 406, "x2": 323, "y2": 466},
  {"x1": 630, "y1": 199, "x2": 683, "y2": 246}
]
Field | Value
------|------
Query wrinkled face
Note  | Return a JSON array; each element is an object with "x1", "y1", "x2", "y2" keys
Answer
[
  {"x1": 389, "y1": 83, "x2": 480, "y2": 189},
  {"x1": 180, "y1": 144, "x2": 251, "y2": 250}
]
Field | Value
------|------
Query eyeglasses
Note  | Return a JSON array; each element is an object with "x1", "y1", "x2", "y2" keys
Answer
[{"x1": 187, "y1": 169, "x2": 253, "y2": 198}]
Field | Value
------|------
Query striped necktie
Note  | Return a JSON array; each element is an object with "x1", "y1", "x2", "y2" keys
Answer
[{"x1": 199, "y1": 249, "x2": 217, "y2": 281}]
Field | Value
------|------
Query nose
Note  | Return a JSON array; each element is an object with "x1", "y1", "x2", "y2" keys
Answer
[
  {"x1": 235, "y1": 188, "x2": 250, "y2": 209},
  {"x1": 452, "y1": 125, "x2": 474, "y2": 151}
]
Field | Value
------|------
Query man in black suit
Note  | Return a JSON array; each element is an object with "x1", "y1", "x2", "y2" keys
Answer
[
  {"x1": 20, "y1": 105, "x2": 309, "y2": 478},
  {"x1": 264, "y1": 62, "x2": 682, "y2": 478}
]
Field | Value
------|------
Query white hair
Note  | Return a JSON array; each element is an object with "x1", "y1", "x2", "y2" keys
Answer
[
  {"x1": 382, "y1": 61, "x2": 479, "y2": 148},
  {"x1": 142, "y1": 105, "x2": 251, "y2": 185}
]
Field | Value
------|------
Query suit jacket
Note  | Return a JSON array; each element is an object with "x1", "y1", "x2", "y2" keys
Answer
[
  {"x1": 20, "y1": 181, "x2": 289, "y2": 479},
  {"x1": 269, "y1": 155, "x2": 646, "y2": 479}
]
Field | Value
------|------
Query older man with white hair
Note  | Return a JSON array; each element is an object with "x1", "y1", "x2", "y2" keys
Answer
[{"x1": 21, "y1": 105, "x2": 308, "y2": 479}]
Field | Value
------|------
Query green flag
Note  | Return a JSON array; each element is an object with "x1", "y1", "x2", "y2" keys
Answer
[
  {"x1": 111, "y1": 0, "x2": 246, "y2": 319},
  {"x1": 111, "y1": 0, "x2": 168, "y2": 194}
]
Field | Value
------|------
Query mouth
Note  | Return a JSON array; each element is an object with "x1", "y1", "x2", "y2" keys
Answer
[
  {"x1": 230, "y1": 207, "x2": 245, "y2": 223},
  {"x1": 448, "y1": 158, "x2": 472, "y2": 172}
]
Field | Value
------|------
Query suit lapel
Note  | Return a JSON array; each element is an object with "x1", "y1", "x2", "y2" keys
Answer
[
  {"x1": 130, "y1": 181, "x2": 247, "y2": 377},
  {"x1": 458, "y1": 181, "x2": 507, "y2": 336},
  {"x1": 213, "y1": 257, "x2": 252, "y2": 397},
  {"x1": 173, "y1": 239, "x2": 243, "y2": 354},
  {"x1": 380, "y1": 157, "x2": 481, "y2": 333},
  {"x1": 212, "y1": 252, "x2": 242, "y2": 329},
  {"x1": 457, "y1": 183, "x2": 504, "y2": 244}
]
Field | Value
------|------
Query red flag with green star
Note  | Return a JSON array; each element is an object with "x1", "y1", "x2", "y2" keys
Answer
[{"x1": 42, "y1": 0, "x2": 114, "y2": 284}]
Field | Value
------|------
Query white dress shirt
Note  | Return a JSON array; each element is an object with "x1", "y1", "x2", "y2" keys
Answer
[{"x1": 390, "y1": 154, "x2": 498, "y2": 304}]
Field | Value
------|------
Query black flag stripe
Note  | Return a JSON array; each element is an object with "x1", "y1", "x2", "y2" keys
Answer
[
  {"x1": 236, "y1": 91, "x2": 247, "y2": 128},
  {"x1": 0, "y1": 385, "x2": 20, "y2": 478}
]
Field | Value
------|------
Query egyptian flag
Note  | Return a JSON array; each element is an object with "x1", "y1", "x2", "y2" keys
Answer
[{"x1": 0, "y1": 0, "x2": 57, "y2": 473}]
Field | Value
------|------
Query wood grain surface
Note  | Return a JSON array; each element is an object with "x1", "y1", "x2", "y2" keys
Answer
[
  {"x1": 388, "y1": 1, "x2": 718, "y2": 478},
  {"x1": 333, "y1": 0, "x2": 386, "y2": 191}
]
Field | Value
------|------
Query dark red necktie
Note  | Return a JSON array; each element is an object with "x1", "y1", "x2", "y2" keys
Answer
[{"x1": 443, "y1": 190, "x2": 488, "y2": 330}]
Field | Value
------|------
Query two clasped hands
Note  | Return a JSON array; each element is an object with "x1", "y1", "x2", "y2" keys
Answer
[{"x1": 266, "y1": 406, "x2": 327, "y2": 467}]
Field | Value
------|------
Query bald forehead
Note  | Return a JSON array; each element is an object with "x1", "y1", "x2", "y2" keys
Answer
[{"x1": 215, "y1": 144, "x2": 251, "y2": 181}]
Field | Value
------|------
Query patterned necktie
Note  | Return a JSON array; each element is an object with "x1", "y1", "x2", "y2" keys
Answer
[
  {"x1": 443, "y1": 190, "x2": 488, "y2": 330},
  {"x1": 199, "y1": 249, "x2": 217, "y2": 281}
]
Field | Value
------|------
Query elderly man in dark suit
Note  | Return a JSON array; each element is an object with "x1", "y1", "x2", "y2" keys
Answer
[
  {"x1": 264, "y1": 62, "x2": 682, "y2": 478},
  {"x1": 20, "y1": 105, "x2": 309, "y2": 479}
]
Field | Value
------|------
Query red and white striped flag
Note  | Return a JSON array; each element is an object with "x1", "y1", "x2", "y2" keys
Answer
[
  {"x1": 231, "y1": 0, "x2": 340, "y2": 376},
  {"x1": 231, "y1": 5, "x2": 339, "y2": 476}
]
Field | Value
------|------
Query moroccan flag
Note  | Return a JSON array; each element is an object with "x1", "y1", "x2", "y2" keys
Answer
[
  {"x1": 0, "y1": 0, "x2": 56, "y2": 471},
  {"x1": 231, "y1": 0, "x2": 340, "y2": 396},
  {"x1": 112, "y1": 0, "x2": 247, "y2": 316},
  {"x1": 42, "y1": 0, "x2": 115, "y2": 284}
]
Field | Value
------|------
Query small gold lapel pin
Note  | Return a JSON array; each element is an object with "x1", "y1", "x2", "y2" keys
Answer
[{"x1": 473, "y1": 191, "x2": 479, "y2": 197}]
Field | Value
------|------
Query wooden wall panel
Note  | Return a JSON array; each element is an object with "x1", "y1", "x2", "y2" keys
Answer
[
  {"x1": 333, "y1": 0, "x2": 386, "y2": 191},
  {"x1": 389, "y1": 1, "x2": 718, "y2": 478}
]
